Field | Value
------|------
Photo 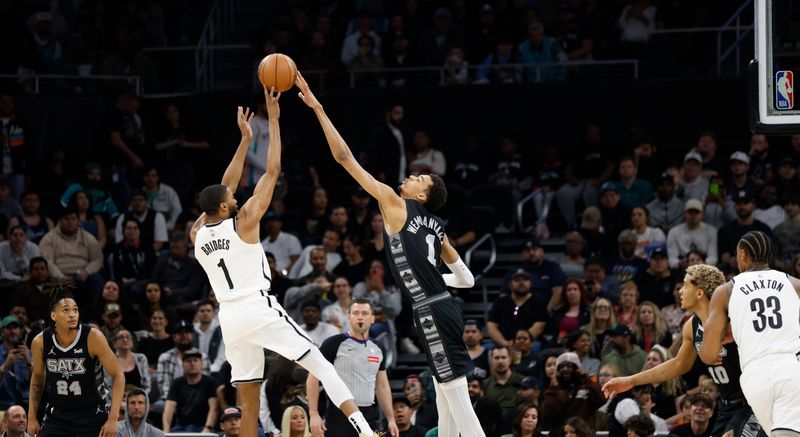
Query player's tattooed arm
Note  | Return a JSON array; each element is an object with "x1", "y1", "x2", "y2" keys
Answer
[{"x1": 27, "y1": 334, "x2": 44, "y2": 437}]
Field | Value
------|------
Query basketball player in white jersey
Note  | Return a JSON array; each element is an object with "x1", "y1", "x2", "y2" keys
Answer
[
  {"x1": 190, "y1": 90, "x2": 379, "y2": 437},
  {"x1": 699, "y1": 231, "x2": 800, "y2": 436}
]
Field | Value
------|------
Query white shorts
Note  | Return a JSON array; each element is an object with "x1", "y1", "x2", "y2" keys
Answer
[
  {"x1": 740, "y1": 353, "x2": 800, "y2": 433},
  {"x1": 218, "y1": 290, "x2": 314, "y2": 384}
]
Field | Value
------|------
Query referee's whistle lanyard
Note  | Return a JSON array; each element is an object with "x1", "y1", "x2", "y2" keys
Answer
[{"x1": 344, "y1": 333, "x2": 369, "y2": 346}]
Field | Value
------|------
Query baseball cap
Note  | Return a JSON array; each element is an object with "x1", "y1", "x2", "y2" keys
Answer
[
  {"x1": 604, "y1": 324, "x2": 632, "y2": 337},
  {"x1": 684, "y1": 151, "x2": 703, "y2": 164},
  {"x1": 181, "y1": 347, "x2": 203, "y2": 361},
  {"x1": 599, "y1": 181, "x2": 618, "y2": 195},
  {"x1": 172, "y1": 320, "x2": 194, "y2": 333},
  {"x1": 729, "y1": 151, "x2": 750, "y2": 165},
  {"x1": 510, "y1": 268, "x2": 531, "y2": 279},
  {"x1": 1, "y1": 315, "x2": 20, "y2": 328},
  {"x1": 555, "y1": 352, "x2": 582, "y2": 368},
  {"x1": 684, "y1": 199, "x2": 704, "y2": 212},
  {"x1": 514, "y1": 376, "x2": 542, "y2": 389},
  {"x1": 687, "y1": 394, "x2": 714, "y2": 408},
  {"x1": 103, "y1": 303, "x2": 121, "y2": 317},
  {"x1": 733, "y1": 189, "x2": 754, "y2": 203},
  {"x1": 264, "y1": 209, "x2": 281, "y2": 221},
  {"x1": 580, "y1": 206, "x2": 602, "y2": 229},
  {"x1": 220, "y1": 406, "x2": 242, "y2": 422},
  {"x1": 657, "y1": 172, "x2": 674, "y2": 185},
  {"x1": 617, "y1": 229, "x2": 637, "y2": 244},
  {"x1": 524, "y1": 239, "x2": 541, "y2": 250},
  {"x1": 649, "y1": 246, "x2": 668, "y2": 259},
  {"x1": 778, "y1": 156, "x2": 796, "y2": 167}
]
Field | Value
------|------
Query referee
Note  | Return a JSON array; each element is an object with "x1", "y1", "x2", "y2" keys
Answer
[{"x1": 307, "y1": 297, "x2": 399, "y2": 437}]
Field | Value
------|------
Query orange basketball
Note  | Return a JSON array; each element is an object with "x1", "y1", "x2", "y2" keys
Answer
[{"x1": 257, "y1": 53, "x2": 297, "y2": 93}]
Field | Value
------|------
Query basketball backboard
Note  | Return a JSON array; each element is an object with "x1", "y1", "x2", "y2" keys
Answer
[{"x1": 751, "y1": 0, "x2": 799, "y2": 133}]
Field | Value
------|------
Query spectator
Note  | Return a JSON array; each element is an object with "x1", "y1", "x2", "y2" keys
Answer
[
  {"x1": 393, "y1": 396, "x2": 428, "y2": 437},
  {"x1": 289, "y1": 233, "x2": 342, "y2": 281},
  {"x1": 639, "y1": 345, "x2": 682, "y2": 421},
  {"x1": 299, "y1": 300, "x2": 339, "y2": 346},
  {"x1": 8, "y1": 191, "x2": 52, "y2": 244},
  {"x1": 598, "y1": 183, "x2": 632, "y2": 245},
  {"x1": 717, "y1": 189, "x2": 773, "y2": 271},
  {"x1": 555, "y1": 3, "x2": 594, "y2": 62},
  {"x1": 137, "y1": 309, "x2": 173, "y2": 371},
  {"x1": 483, "y1": 346, "x2": 525, "y2": 417},
  {"x1": 748, "y1": 133, "x2": 771, "y2": 185},
  {"x1": 326, "y1": 205, "x2": 352, "y2": 243},
  {"x1": 99, "y1": 302, "x2": 134, "y2": 347},
  {"x1": 501, "y1": 403, "x2": 540, "y2": 437},
  {"x1": 93, "y1": 279, "x2": 142, "y2": 332},
  {"x1": 607, "y1": 230, "x2": 648, "y2": 283},
  {"x1": 363, "y1": 211, "x2": 387, "y2": 265},
  {"x1": 488, "y1": 269, "x2": 549, "y2": 348},
  {"x1": 0, "y1": 180, "x2": 21, "y2": 231},
  {"x1": 633, "y1": 247, "x2": 679, "y2": 308},
  {"x1": 631, "y1": 302, "x2": 672, "y2": 352},
  {"x1": 352, "y1": 260, "x2": 402, "y2": 351},
  {"x1": 346, "y1": 187, "x2": 374, "y2": 240},
  {"x1": 108, "y1": 329, "x2": 149, "y2": 394},
  {"x1": 594, "y1": 364, "x2": 621, "y2": 429},
  {"x1": 403, "y1": 375, "x2": 437, "y2": 430},
  {"x1": 264, "y1": 252, "x2": 293, "y2": 306},
  {"x1": 218, "y1": 406, "x2": 243, "y2": 437},
  {"x1": 538, "y1": 352, "x2": 560, "y2": 392},
  {"x1": 1, "y1": 404, "x2": 28, "y2": 437},
  {"x1": 282, "y1": 276, "x2": 333, "y2": 322},
  {"x1": 539, "y1": 352, "x2": 603, "y2": 433},
  {"x1": 566, "y1": 330, "x2": 602, "y2": 377},
  {"x1": 486, "y1": 136, "x2": 531, "y2": 229},
  {"x1": 117, "y1": 388, "x2": 165, "y2": 437},
  {"x1": 666, "y1": 199, "x2": 718, "y2": 269},
  {"x1": 615, "y1": 281, "x2": 640, "y2": 327},
  {"x1": 193, "y1": 300, "x2": 225, "y2": 375},
  {"x1": 156, "y1": 320, "x2": 211, "y2": 403},
  {"x1": 531, "y1": 145, "x2": 563, "y2": 240},
  {"x1": 773, "y1": 156, "x2": 800, "y2": 198},
  {"x1": 506, "y1": 377, "x2": 543, "y2": 428},
  {"x1": 384, "y1": 30, "x2": 422, "y2": 87},
  {"x1": 562, "y1": 417, "x2": 594, "y2": 437},
  {"x1": 601, "y1": 324, "x2": 646, "y2": 377},
  {"x1": 501, "y1": 240, "x2": 566, "y2": 312},
  {"x1": 12, "y1": 257, "x2": 51, "y2": 322},
  {"x1": 151, "y1": 232, "x2": 207, "y2": 304},
  {"x1": 38, "y1": 207, "x2": 104, "y2": 298},
  {"x1": 660, "y1": 280, "x2": 689, "y2": 339},
  {"x1": 725, "y1": 151, "x2": 757, "y2": 203},
  {"x1": 582, "y1": 298, "x2": 617, "y2": 358},
  {"x1": 607, "y1": 383, "x2": 667, "y2": 436},
  {"x1": 559, "y1": 232, "x2": 586, "y2": 279},
  {"x1": 473, "y1": 394, "x2": 507, "y2": 437},
  {"x1": 618, "y1": 0, "x2": 656, "y2": 43},
  {"x1": 463, "y1": 319, "x2": 489, "y2": 379},
  {"x1": 106, "y1": 92, "x2": 146, "y2": 206},
  {"x1": 0, "y1": 94, "x2": 28, "y2": 199},
  {"x1": 0, "y1": 316, "x2": 29, "y2": 410},
  {"x1": 616, "y1": 156, "x2": 654, "y2": 208},
  {"x1": 141, "y1": 166, "x2": 182, "y2": 229},
  {"x1": 115, "y1": 189, "x2": 169, "y2": 252},
  {"x1": 441, "y1": 46, "x2": 469, "y2": 86},
  {"x1": 545, "y1": 279, "x2": 591, "y2": 347},
  {"x1": 667, "y1": 395, "x2": 714, "y2": 437},
  {"x1": 340, "y1": 11, "x2": 383, "y2": 66},
  {"x1": 624, "y1": 415, "x2": 655, "y2": 437},
  {"x1": 474, "y1": 34, "x2": 520, "y2": 84},
  {"x1": 646, "y1": 173, "x2": 685, "y2": 236},
  {"x1": 111, "y1": 217, "x2": 157, "y2": 297},
  {"x1": 753, "y1": 183, "x2": 787, "y2": 228},
  {"x1": 417, "y1": 7, "x2": 463, "y2": 68},
  {"x1": 629, "y1": 206, "x2": 665, "y2": 259},
  {"x1": 260, "y1": 211, "x2": 303, "y2": 275},
  {"x1": 0, "y1": 226, "x2": 40, "y2": 284},
  {"x1": 348, "y1": 34, "x2": 385, "y2": 87},
  {"x1": 517, "y1": 22, "x2": 565, "y2": 83},
  {"x1": 511, "y1": 329, "x2": 539, "y2": 377},
  {"x1": 333, "y1": 235, "x2": 369, "y2": 288},
  {"x1": 162, "y1": 348, "x2": 218, "y2": 433},
  {"x1": 693, "y1": 131, "x2": 725, "y2": 178},
  {"x1": 364, "y1": 103, "x2": 407, "y2": 186},
  {"x1": 677, "y1": 152, "x2": 708, "y2": 203},
  {"x1": 774, "y1": 192, "x2": 800, "y2": 261},
  {"x1": 702, "y1": 175, "x2": 736, "y2": 230},
  {"x1": 408, "y1": 130, "x2": 447, "y2": 176},
  {"x1": 584, "y1": 258, "x2": 621, "y2": 303},
  {"x1": 60, "y1": 162, "x2": 118, "y2": 221},
  {"x1": 101, "y1": 31, "x2": 159, "y2": 92},
  {"x1": 152, "y1": 104, "x2": 209, "y2": 204},
  {"x1": 67, "y1": 190, "x2": 107, "y2": 250},
  {"x1": 136, "y1": 280, "x2": 173, "y2": 322},
  {"x1": 320, "y1": 277, "x2": 353, "y2": 332}
]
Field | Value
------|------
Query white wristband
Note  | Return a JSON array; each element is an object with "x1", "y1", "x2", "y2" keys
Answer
[{"x1": 443, "y1": 258, "x2": 475, "y2": 288}]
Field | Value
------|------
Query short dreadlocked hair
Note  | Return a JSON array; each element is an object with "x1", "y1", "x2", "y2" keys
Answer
[
  {"x1": 424, "y1": 174, "x2": 447, "y2": 211},
  {"x1": 44, "y1": 280, "x2": 78, "y2": 311},
  {"x1": 738, "y1": 231, "x2": 775, "y2": 264},
  {"x1": 686, "y1": 264, "x2": 726, "y2": 299}
]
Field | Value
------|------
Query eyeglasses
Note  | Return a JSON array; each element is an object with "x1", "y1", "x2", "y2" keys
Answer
[
  {"x1": 116, "y1": 335, "x2": 131, "y2": 341},
  {"x1": 598, "y1": 372, "x2": 614, "y2": 378},
  {"x1": 595, "y1": 305, "x2": 611, "y2": 310}
]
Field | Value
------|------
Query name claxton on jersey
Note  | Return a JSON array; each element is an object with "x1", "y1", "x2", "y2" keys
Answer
[
  {"x1": 199, "y1": 238, "x2": 231, "y2": 255},
  {"x1": 738, "y1": 278, "x2": 785, "y2": 295},
  {"x1": 406, "y1": 215, "x2": 444, "y2": 240}
]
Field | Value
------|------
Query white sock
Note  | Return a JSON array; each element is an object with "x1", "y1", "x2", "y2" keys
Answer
[{"x1": 347, "y1": 411, "x2": 374, "y2": 435}]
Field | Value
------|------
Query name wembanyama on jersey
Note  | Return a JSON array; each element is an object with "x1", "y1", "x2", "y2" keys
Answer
[
  {"x1": 692, "y1": 317, "x2": 745, "y2": 401},
  {"x1": 42, "y1": 324, "x2": 109, "y2": 409}
]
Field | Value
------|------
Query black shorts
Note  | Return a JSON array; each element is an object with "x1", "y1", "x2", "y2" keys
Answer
[
  {"x1": 40, "y1": 405, "x2": 108, "y2": 437},
  {"x1": 712, "y1": 400, "x2": 766, "y2": 437},
  {"x1": 324, "y1": 404, "x2": 379, "y2": 437},
  {"x1": 413, "y1": 296, "x2": 474, "y2": 382}
]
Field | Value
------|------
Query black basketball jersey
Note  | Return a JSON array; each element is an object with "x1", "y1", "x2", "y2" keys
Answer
[
  {"x1": 691, "y1": 316, "x2": 745, "y2": 401},
  {"x1": 384, "y1": 200, "x2": 448, "y2": 303},
  {"x1": 42, "y1": 324, "x2": 109, "y2": 410}
]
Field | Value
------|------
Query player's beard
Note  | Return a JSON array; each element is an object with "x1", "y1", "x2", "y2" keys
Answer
[{"x1": 228, "y1": 203, "x2": 238, "y2": 218}]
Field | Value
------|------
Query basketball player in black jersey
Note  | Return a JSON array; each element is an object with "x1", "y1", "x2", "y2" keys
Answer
[
  {"x1": 27, "y1": 283, "x2": 125, "y2": 437},
  {"x1": 295, "y1": 72, "x2": 485, "y2": 437},
  {"x1": 603, "y1": 264, "x2": 764, "y2": 437}
]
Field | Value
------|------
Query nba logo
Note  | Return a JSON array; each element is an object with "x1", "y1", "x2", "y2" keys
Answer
[{"x1": 775, "y1": 70, "x2": 794, "y2": 110}]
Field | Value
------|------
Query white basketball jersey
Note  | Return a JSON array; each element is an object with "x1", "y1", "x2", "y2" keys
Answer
[
  {"x1": 194, "y1": 218, "x2": 272, "y2": 303},
  {"x1": 729, "y1": 269, "x2": 800, "y2": 369}
]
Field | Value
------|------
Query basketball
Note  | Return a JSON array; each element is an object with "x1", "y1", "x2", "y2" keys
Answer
[{"x1": 257, "y1": 53, "x2": 297, "y2": 93}]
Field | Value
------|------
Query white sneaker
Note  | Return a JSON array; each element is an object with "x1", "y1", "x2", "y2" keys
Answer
[{"x1": 399, "y1": 337, "x2": 420, "y2": 354}]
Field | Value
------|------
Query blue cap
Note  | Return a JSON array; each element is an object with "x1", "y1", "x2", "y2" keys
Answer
[{"x1": 599, "y1": 181, "x2": 618, "y2": 195}]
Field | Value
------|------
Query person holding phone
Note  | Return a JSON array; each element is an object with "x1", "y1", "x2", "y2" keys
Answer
[
  {"x1": 0, "y1": 316, "x2": 30, "y2": 411},
  {"x1": 703, "y1": 176, "x2": 735, "y2": 229}
]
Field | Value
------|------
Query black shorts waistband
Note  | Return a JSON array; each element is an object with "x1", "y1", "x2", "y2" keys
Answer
[{"x1": 411, "y1": 292, "x2": 451, "y2": 310}]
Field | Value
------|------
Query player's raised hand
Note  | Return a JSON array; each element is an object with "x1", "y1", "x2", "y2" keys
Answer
[
  {"x1": 28, "y1": 416, "x2": 40, "y2": 437},
  {"x1": 295, "y1": 72, "x2": 321, "y2": 110},
  {"x1": 237, "y1": 106, "x2": 255, "y2": 139},
  {"x1": 602, "y1": 376, "x2": 633, "y2": 399},
  {"x1": 98, "y1": 418, "x2": 118, "y2": 437},
  {"x1": 264, "y1": 86, "x2": 281, "y2": 120}
]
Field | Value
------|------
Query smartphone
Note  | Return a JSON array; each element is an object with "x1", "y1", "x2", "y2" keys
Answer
[{"x1": 709, "y1": 183, "x2": 720, "y2": 195}]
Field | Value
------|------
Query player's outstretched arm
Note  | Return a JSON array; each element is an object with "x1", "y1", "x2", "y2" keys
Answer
[
  {"x1": 305, "y1": 373, "x2": 326, "y2": 437},
  {"x1": 220, "y1": 106, "x2": 256, "y2": 192},
  {"x1": 699, "y1": 282, "x2": 732, "y2": 364},
  {"x1": 27, "y1": 334, "x2": 44, "y2": 437},
  {"x1": 440, "y1": 238, "x2": 475, "y2": 288},
  {"x1": 602, "y1": 318, "x2": 697, "y2": 398},
  {"x1": 295, "y1": 72, "x2": 402, "y2": 210},
  {"x1": 238, "y1": 88, "x2": 282, "y2": 227},
  {"x1": 89, "y1": 327, "x2": 124, "y2": 437}
]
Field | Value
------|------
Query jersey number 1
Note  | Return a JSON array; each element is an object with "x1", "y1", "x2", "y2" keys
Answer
[
  {"x1": 217, "y1": 258, "x2": 234, "y2": 289},
  {"x1": 425, "y1": 234, "x2": 436, "y2": 266}
]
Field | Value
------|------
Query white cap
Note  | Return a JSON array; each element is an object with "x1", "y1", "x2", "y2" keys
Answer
[
  {"x1": 729, "y1": 151, "x2": 750, "y2": 165},
  {"x1": 684, "y1": 199, "x2": 704, "y2": 212},
  {"x1": 684, "y1": 151, "x2": 702, "y2": 164},
  {"x1": 556, "y1": 352, "x2": 582, "y2": 369}
]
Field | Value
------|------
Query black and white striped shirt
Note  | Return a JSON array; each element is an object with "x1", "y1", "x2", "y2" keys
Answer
[{"x1": 319, "y1": 333, "x2": 385, "y2": 407}]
